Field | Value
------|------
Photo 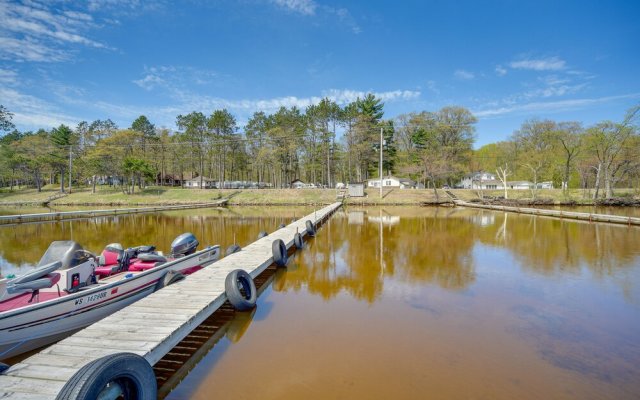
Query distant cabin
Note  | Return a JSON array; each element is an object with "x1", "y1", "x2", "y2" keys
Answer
[
  {"x1": 367, "y1": 176, "x2": 416, "y2": 189},
  {"x1": 184, "y1": 177, "x2": 216, "y2": 189},
  {"x1": 291, "y1": 179, "x2": 306, "y2": 189}
]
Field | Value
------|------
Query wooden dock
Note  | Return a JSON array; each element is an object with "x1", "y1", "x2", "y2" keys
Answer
[
  {"x1": 453, "y1": 199, "x2": 640, "y2": 226},
  {"x1": 0, "y1": 200, "x2": 228, "y2": 225},
  {"x1": 0, "y1": 202, "x2": 342, "y2": 399}
]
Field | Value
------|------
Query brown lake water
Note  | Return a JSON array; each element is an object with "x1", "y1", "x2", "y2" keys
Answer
[
  {"x1": 0, "y1": 207, "x2": 311, "y2": 278},
  {"x1": 1, "y1": 206, "x2": 640, "y2": 399},
  {"x1": 165, "y1": 207, "x2": 640, "y2": 400}
]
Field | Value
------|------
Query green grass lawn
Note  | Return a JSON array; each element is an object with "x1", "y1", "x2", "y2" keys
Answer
[
  {"x1": 0, "y1": 184, "x2": 637, "y2": 206},
  {"x1": 451, "y1": 188, "x2": 639, "y2": 203},
  {"x1": 0, "y1": 185, "x2": 63, "y2": 204}
]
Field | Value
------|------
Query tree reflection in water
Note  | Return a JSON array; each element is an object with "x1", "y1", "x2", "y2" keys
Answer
[
  {"x1": 0, "y1": 206, "x2": 313, "y2": 277},
  {"x1": 273, "y1": 207, "x2": 640, "y2": 304}
]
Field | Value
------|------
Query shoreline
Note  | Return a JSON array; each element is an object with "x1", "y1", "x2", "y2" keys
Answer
[{"x1": 0, "y1": 186, "x2": 638, "y2": 208}]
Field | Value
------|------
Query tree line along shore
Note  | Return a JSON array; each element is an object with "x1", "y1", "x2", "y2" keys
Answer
[{"x1": 1, "y1": 98, "x2": 639, "y2": 203}]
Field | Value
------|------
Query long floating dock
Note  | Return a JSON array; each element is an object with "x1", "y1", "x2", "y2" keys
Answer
[
  {"x1": 0, "y1": 202, "x2": 342, "y2": 399},
  {"x1": 0, "y1": 200, "x2": 228, "y2": 224},
  {"x1": 454, "y1": 199, "x2": 640, "y2": 226}
]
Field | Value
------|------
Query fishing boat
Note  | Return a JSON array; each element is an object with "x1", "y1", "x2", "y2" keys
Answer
[{"x1": 0, "y1": 233, "x2": 220, "y2": 360}]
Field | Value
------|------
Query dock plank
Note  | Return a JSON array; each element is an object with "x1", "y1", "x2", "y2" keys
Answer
[
  {"x1": 17, "y1": 353, "x2": 96, "y2": 369},
  {"x1": 0, "y1": 375, "x2": 64, "y2": 395},
  {"x1": 5, "y1": 363, "x2": 79, "y2": 381},
  {"x1": 454, "y1": 200, "x2": 640, "y2": 226}
]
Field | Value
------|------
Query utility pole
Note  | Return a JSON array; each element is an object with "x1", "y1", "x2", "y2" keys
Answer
[
  {"x1": 68, "y1": 145, "x2": 73, "y2": 194},
  {"x1": 379, "y1": 126, "x2": 383, "y2": 199}
]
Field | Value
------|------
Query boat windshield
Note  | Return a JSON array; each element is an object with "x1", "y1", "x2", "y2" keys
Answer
[{"x1": 38, "y1": 241, "x2": 85, "y2": 269}]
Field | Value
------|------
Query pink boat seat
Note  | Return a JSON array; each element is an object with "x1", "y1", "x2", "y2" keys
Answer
[
  {"x1": 94, "y1": 265, "x2": 120, "y2": 278},
  {"x1": 100, "y1": 249, "x2": 121, "y2": 266},
  {"x1": 128, "y1": 260, "x2": 162, "y2": 271},
  {"x1": 94, "y1": 249, "x2": 124, "y2": 278},
  {"x1": 128, "y1": 253, "x2": 168, "y2": 272}
]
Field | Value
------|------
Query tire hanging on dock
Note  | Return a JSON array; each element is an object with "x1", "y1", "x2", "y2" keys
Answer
[
  {"x1": 0, "y1": 362, "x2": 8, "y2": 373},
  {"x1": 257, "y1": 231, "x2": 268, "y2": 239},
  {"x1": 305, "y1": 220, "x2": 316, "y2": 237},
  {"x1": 272, "y1": 239, "x2": 288, "y2": 267},
  {"x1": 278, "y1": 223, "x2": 286, "y2": 229},
  {"x1": 294, "y1": 232, "x2": 304, "y2": 249},
  {"x1": 225, "y1": 244, "x2": 241, "y2": 256},
  {"x1": 55, "y1": 352, "x2": 156, "y2": 400},
  {"x1": 225, "y1": 269, "x2": 257, "y2": 311}
]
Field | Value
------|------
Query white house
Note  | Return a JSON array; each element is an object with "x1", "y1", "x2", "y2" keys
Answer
[
  {"x1": 184, "y1": 177, "x2": 216, "y2": 189},
  {"x1": 507, "y1": 181, "x2": 554, "y2": 190},
  {"x1": 508, "y1": 181, "x2": 531, "y2": 190},
  {"x1": 367, "y1": 176, "x2": 416, "y2": 189},
  {"x1": 460, "y1": 172, "x2": 554, "y2": 190},
  {"x1": 537, "y1": 181, "x2": 554, "y2": 189},
  {"x1": 459, "y1": 172, "x2": 502, "y2": 189}
]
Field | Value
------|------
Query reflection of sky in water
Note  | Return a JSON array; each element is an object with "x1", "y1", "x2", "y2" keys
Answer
[{"x1": 0, "y1": 255, "x2": 36, "y2": 277}]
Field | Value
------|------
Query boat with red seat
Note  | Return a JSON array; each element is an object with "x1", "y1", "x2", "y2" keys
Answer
[{"x1": 0, "y1": 233, "x2": 220, "y2": 360}]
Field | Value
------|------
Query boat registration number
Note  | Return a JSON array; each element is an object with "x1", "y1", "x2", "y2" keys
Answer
[{"x1": 75, "y1": 291, "x2": 107, "y2": 306}]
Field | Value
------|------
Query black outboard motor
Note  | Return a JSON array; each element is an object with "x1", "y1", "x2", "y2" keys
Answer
[{"x1": 171, "y1": 233, "x2": 199, "y2": 257}]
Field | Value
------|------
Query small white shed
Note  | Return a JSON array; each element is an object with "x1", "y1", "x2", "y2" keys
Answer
[{"x1": 348, "y1": 183, "x2": 365, "y2": 197}]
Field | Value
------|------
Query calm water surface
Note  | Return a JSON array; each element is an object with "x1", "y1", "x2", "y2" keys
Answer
[
  {"x1": 165, "y1": 206, "x2": 640, "y2": 400},
  {"x1": 1, "y1": 206, "x2": 639, "y2": 399},
  {"x1": 0, "y1": 207, "x2": 311, "y2": 277}
]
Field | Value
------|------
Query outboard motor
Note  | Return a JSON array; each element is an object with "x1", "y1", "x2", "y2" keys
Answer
[{"x1": 170, "y1": 233, "x2": 199, "y2": 257}]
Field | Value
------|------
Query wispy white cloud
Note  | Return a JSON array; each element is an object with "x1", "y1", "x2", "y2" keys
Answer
[
  {"x1": 133, "y1": 73, "x2": 166, "y2": 90},
  {"x1": 165, "y1": 88, "x2": 420, "y2": 115},
  {"x1": 495, "y1": 65, "x2": 507, "y2": 76},
  {"x1": 132, "y1": 67, "x2": 415, "y2": 115},
  {"x1": 425, "y1": 80, "x2": 440, "y2": 95},
  {"x1": 454, "y1": 69, "x2": 475, "y2": 80},
  {"x1": 326, "y1": 6, "x2": 361, "y2": 34},
  {"x1": 473, "y1": 93, "x2": 640, "y2": 118},
  {"x1": 520, "y1": 74, "x2": 589, "y2": 99},
  {"x1": 271, "y1": 0, "x2": 317, "y2": 16},
  {"x1": 270, "y1": 0, "x2": 361, "y2": 33},
  {"x1": 0, "y1": 67, "x2": 18, "y2": 85},
  {"x1": 509, "y1": 56, "x2": 566, "y2": 71},
  {"x1": 87, "y1": 0, "x2": 165, "y2": 15},
  {"x1": 133, "y1": 65, "x2": 218, "y2": 91},
  {"x1": 0, "y1": 87, "x2": 78, "y2": 128},
  {"x1": 0, "y1": 0, "x2": 109, "y2": 62}
]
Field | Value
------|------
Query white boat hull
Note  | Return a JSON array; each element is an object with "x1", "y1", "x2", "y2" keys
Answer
[{"x1": 0, "y1": 246, "x2": 220, "y2": 360}]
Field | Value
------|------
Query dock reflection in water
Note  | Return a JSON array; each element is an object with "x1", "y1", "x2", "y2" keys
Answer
[{"x1": 167, "y1": 206, "x2": 640, "y2": 400}]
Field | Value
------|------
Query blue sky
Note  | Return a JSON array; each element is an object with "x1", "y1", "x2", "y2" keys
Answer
[{"x1": 0, "y1": 0, "x2": 638, "y2": 147}]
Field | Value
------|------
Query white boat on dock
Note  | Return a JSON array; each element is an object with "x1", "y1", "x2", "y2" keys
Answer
[{"x1": 0, "y1": 234, "x2": 220, "y2": 360}]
